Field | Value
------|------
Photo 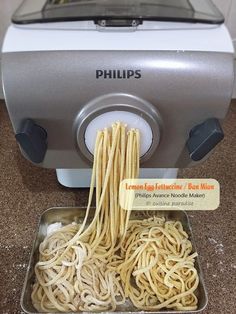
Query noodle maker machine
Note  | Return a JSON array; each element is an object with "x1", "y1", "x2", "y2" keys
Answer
[{"x1": 1, "y1": 0, "x2": 234, "y2": 187}]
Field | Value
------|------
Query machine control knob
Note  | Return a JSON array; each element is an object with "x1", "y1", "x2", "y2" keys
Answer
[
  {"x1": 187, "y1": 118, "x2": 224, "y2": 161},
  {"x1": 15, "y1": 119, "x2": 47, "y2": 164}
]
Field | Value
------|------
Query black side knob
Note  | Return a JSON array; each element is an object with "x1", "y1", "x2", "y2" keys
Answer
[
  {"x1": 15, "y1": 119, "x2": 47, "y2": 164},
  {"x1": 187, "y1": 118, "x2": 224, "y2": 161}
]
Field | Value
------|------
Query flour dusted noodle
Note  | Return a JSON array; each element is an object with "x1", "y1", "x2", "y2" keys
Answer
[
  {"x1": 31, "y1": 122, "x2": 199, "y2": 312},
  {"x1": 116, "y1": 217, "x2": 199, "y2": 311}
]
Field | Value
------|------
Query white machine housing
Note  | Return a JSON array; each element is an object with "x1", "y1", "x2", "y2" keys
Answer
[{"x1": 1, "y1": 0, "x2": 235, "y2": 187}]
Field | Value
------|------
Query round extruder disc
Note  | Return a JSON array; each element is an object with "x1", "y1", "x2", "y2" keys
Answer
[{"x1": 85, "y1": 111, "x2": 153, "y2": 157}]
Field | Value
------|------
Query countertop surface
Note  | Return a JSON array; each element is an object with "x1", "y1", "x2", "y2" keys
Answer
[{"x1": 0, "y1": 100, "x2": 235, "y2": 314}]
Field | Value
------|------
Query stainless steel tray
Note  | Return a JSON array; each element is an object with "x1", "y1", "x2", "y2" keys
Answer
[{"x1": 21, "y1": 207, "x2": 208, "y2": 314}]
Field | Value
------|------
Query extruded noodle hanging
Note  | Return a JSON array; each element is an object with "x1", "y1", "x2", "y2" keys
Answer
[{"x1": 32, "y1": 122, "x2": 199, "y2": 312}]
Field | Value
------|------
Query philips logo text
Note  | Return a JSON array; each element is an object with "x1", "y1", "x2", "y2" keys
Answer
[{"x1": 96, "y1": 69, "x2": 141, "y2": 79}]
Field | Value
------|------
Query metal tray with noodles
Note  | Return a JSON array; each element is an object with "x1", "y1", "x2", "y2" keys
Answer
[{"x1": 21, "y1": 207, "x2": 208, "y2": 314}]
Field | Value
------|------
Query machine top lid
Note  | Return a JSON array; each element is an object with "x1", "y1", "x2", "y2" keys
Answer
[{"x1": 12, "y1": 0, "x2": 224, "y2": 25}]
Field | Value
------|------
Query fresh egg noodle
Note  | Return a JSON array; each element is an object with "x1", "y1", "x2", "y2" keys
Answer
[{"x1": 31, "y1": 122, "x2": 199, "y2": 312}]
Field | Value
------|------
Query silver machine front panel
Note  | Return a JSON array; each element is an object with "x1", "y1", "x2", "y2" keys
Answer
[{"x1": 2, "y1": 51, "x2": 234, "y2": 168}]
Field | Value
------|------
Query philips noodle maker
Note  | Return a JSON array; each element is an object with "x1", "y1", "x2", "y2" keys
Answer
[{"x1": 2, "y1": 0, "x2": 234, "y2": 187}]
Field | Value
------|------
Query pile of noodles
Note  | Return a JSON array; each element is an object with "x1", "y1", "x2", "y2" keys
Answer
[{"x1": 32, "y1": 122, "x2": 199, "y2": 312}]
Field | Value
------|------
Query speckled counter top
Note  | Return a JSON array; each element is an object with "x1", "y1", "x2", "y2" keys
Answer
[{"x1": 0, "y1": 100, "x2": 235, "y2": 314}]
